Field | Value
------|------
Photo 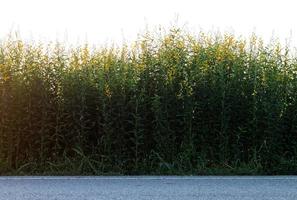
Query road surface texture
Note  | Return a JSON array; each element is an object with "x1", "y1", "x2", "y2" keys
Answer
[{"x1": 1, "y1": 176, "x2": 297, "y2": 200}]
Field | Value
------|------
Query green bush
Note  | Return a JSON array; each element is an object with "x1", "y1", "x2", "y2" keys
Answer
[{"x1": 0, "y1": 28, "x2": 297, "y2": 175}]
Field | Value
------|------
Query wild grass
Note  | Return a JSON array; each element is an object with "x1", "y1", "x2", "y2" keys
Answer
[{"x1": 1, "y1": 28, "x2": 297, "y2": 175}]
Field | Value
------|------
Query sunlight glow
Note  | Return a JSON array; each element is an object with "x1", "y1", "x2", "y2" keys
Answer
[{"x1": 1, "y1": 0, "x2": 296, "y2": 46}]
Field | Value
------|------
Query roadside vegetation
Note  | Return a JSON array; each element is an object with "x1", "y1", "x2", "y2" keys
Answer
[{"x1": 1, "y1": 28, "x2": 297, "y2": 175}]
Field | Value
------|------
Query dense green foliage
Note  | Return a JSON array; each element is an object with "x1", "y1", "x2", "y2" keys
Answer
[{"x1": 1, "y1": 29, "x2": 297, "y2": 175}]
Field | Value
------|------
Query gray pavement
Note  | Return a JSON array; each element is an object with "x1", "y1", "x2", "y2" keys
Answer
[{"x1": 0, "y1": 176, "x2": 297, "y2": 200}]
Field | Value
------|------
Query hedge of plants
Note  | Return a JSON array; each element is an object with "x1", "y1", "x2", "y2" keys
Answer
[{"x1": 1, "y1": 29, "x2": 297, "y2": 175}]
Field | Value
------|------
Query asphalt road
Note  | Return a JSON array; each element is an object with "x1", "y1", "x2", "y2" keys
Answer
[{"x1": 1, "y1": 176, "x2": 297, "y2": 200}]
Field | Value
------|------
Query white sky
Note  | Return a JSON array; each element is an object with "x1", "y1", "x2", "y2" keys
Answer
[{"x1": 1, "y1": 0, "x2": 297, "y2": 47}]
